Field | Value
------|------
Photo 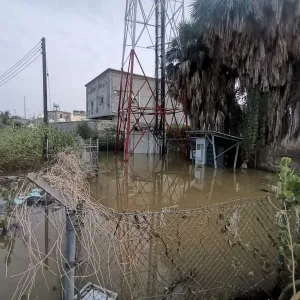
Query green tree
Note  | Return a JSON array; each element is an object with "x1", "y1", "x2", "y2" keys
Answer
[
  {"x1": 0, "y1": 111, "x2": 13, "y2": 126},
  {"x1": 76, "y1": 122, "x2": 98, "y2": 140},
  {"x1": 167, "y1": 0, "x2": 300, "y2": 160},
  {"x1": 166, "y1": 20, "x2": 242, "y2": 136}
]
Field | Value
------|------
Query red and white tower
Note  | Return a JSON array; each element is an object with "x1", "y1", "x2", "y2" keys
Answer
[{"x1": 115, "y1": 0, "x2": 188, "y2": 161}]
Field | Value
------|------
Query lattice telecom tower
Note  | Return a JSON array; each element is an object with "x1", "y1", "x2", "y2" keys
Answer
[{"x1": 115, "y1": 0, "x2": 188, "y2": 161}]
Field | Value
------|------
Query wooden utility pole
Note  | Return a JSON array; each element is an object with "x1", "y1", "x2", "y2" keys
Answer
[{"x1": 41, "y1": 37, "x2": 48, "y2": 124}]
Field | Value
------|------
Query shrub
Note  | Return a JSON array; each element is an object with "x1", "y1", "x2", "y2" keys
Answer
[
  {"x1": 0, "y1": 125, "x2": 76, "y2": 171},
  {"x1": 76, "y1": 122, "x2": 98, "y2": 140}
]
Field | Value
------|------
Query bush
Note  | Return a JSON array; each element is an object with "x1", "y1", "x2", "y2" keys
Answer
[
  {"x1": 47, "y1": 126, "x2": 77, "y2": 153},
  {"x1": 0, "y1": 125, "x2": 76, "y2": 171},
  {"x1": 76, "y1": 122, "x2": 98, "y2": 140}
]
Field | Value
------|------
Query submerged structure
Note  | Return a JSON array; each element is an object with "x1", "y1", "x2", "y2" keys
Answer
[{"x1": 189, "y1": 131, "x2": 242, "y2": 169}]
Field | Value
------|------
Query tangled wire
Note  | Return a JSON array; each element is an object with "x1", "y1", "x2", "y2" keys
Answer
[{"x1": 7, "y1": 151, "x2": 150, "y2": 300}]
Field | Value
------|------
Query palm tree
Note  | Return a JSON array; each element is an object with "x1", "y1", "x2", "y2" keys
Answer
[
  {"x1": 166, "y1": 21, "x2": 242, "y2": 135},
  {"x1": 167, "y1": 0, "x2": 300, "y2": 163},
  {"x1": 189, "y1": 0, "x2": 300, "y2": 145}
]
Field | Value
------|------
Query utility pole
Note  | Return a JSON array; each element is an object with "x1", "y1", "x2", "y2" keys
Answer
[
  {"x1": 23, "y1": 96, "x2": 26, "y2": 120},
  {"x1": 41, "y1": 37, "x2": 48, "y2": 124}
]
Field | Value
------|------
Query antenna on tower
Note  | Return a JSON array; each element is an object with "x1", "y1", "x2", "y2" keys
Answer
[{"x1": 115, "y1": 0, "x2": 188, "y2": 161}]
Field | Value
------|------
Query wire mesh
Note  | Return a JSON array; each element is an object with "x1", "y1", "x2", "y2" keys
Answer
[
  {"x1": 11, "y1": 153, "x2": 285, "y2": 300},
  {"x1": 75, "y1": 197, "x2": 280, "y2": 300}
]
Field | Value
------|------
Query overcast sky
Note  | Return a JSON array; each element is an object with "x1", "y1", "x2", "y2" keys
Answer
[{"x1": 0, "y1": 0, "x2": 189, "y2": 118}]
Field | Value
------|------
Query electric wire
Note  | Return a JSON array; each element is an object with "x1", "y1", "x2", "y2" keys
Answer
[
  {"x1": 0, "y1": 49, "x2": 41, "y2": 85},
  {"x1": 0, "y1": 41, "x2": 41, "y2": 80},
  {"x1": 0, "y1": 53, "x2": 42, "y2": 87}
]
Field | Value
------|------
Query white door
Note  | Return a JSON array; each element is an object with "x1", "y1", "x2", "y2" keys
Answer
[{"x1": 195, "y1": 142, "x2": 204, "y2": 164}]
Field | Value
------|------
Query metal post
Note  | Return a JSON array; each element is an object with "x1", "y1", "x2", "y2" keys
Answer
[
  {"x1": 233, "y1": 142, "x2": 240, "y2": 169},
  {"x1": 44, "y1": 204, "x2": 49, "y2": 269},
  {"x1": 160, "y1": 0, "x2": 166, "y2": 154},
  {"x1": 24, "y1": 96, "x2": 26, "y2": 120},
  {"x1": 115, "y1": 68, "x2": 123, "y2": 154},
  {"x1": 124, "y1": 50, "x2": 135, "y2": 162},
  {"x1": 115, "y1": 0, "x2": 186, "y2": 158},
  {"x1": 41, "y1": 37, "x2": 48, "y2": 124},
  {"x1": 107, "y1": 133, "x2": 109, "y2": 152},
  {"x1": 65, "y1": 209, "x2": 76, "y2": 300},
  {"x1": 155, "y1": 0, "x2": 159, "y2": 134},
  {"x1": 46, "y1": 138, "x2": 49, "y2": 160},
  {"x1": 75, "y1": 201, "x2": 84, "y2": 299},
  {"x1": 212, "y1": 135, "x2": 217, "y2": 169}
]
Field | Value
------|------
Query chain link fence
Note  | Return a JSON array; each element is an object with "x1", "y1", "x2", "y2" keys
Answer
[{"x1": 75, "y1": 197, "x2": 284, "y2": 300}]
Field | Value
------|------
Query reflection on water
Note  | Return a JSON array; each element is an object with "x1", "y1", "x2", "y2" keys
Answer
[
  {"x1": 0, "y1": 208, "x2": 62, "y2": 300},
  {"x1": 0, "y1": 153, "x2": 278, "y2": 300},
  {"x1": 90, "y1": 153, "x2": 277, "y2": 212}
]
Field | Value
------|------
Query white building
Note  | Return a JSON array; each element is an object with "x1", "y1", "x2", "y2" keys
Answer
[{"x1": 85, "y1": 68, "x2": 184, "y2": 125}]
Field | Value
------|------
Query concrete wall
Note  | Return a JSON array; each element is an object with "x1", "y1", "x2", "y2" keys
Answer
[
  {"x1": 49, "y1": 120, "x2": 116, "y2": 134},
  {"x1": 48, "y1": 111, "x2": 72, "y2": 122},
  {"x1": 129, "y1": 131, "x2": 160, "y2": 154},
  {"x1": 86, "y1": 72, "x2": 110, "y2": 119}
]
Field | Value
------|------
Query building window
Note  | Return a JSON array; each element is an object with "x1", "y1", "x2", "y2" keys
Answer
[
  {"x1": 60, "y1": 113, "x2": 62, "y2": 118},
  {"x1": 96, "y1": 96, "x2": 104, "y2": 106},
  {"x1": 98, "y1": 79, "x2": 105, "y2": 89},
  {"x1": 88, "y1": 84, "x2": 96, "y2": 94}
]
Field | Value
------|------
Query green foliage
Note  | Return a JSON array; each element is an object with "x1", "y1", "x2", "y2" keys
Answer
[
  {"x1": 278, "y1": 157, "x2": 300, "y2": 207},
  {"x1": 276, "y1": 157, "x2": 300, "y2": 274},
  {"x1": 0, "y1": 183, "x2": 17, "y2": 233},
  {"x1": 0, "y1": 111, "x2": 22, "y2": 127},
  {"x1": 241, "y1": 91, "x2": 270, "y2": 165},
  {"x1": 242, "y1": 91, "x2": 260, "y2": 156},
  {"x1": 0, "y1": 125, "x2": 76, "y2": 170},
  {"x1": 76, "y1": 122, "x2": 98, "y2": 140},
  {"x1": 47, "y1": 126, "x2": 76, "y2": 153},
  {"x1": 0, "y1": 111, "x2": 13, "y2": 126},
  {"x1": 98, "y1": 126, "x2": 122, "y2": 151}
]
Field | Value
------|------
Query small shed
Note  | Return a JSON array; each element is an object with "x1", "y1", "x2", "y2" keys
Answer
[{"x1": 189, "y1": 131, "x2": 242, "y2": 169}]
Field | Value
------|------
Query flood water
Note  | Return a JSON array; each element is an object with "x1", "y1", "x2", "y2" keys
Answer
[
  {"x1": 91, "y1": 153, "x2": 277, "y2": 212},
  {"x1": 0, "y1": 153, "x2": 278, "y2": 299}
]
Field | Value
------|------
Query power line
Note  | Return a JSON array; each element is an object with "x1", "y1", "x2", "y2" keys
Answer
[
  {"x1": 0, "y1": 51, "x2": 41, "y2": 86},
  {"x1": 0, "y1": 48, "x2": 41, "y2": 84},
  {"x1": 0, "y1": 41, "x2": 41, "y2": 80},
  {"x1": 0, "y1": 53, "x2": 42, "y2": 87}
]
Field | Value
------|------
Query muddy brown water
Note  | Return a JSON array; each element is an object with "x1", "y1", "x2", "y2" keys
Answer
[
  {"x1": 0, "y1": 153, "x2": 277, "y2": 299},
  {"x1": 91, "y1": 153, "x2": 277, "y2": 212}
]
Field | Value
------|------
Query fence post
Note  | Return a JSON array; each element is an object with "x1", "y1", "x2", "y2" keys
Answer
[
  {"x1": 46, "y1": 139, "x2": 49, "y2": 161},
  {"x1": 65, "y1": 209, "x2": 76, "y2": 300},
  {"x1": 75, "y1": 201, "x2": 84, "y2": 300},
  {"x1": 107, "y1": 132, "x2": 108, "y2": 152}
]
